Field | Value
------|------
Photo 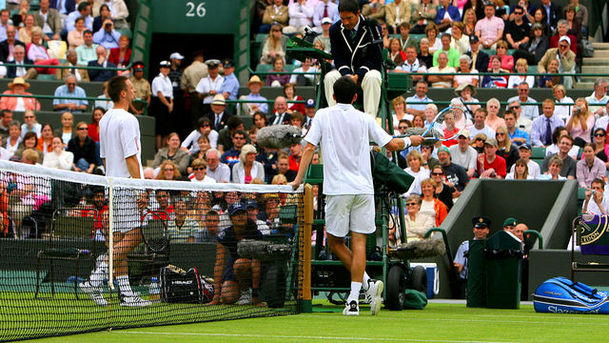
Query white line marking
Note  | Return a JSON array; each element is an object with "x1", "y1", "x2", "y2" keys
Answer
[{"x1": 116, "y1": 331, "x2": 515, "y2": 343}]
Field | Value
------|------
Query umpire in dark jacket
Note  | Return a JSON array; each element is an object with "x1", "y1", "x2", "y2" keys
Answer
[{"x1": 323, "y1": 0, "x2": 382, "y2": 117}]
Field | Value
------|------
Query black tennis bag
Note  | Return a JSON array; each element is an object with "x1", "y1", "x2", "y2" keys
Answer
[{"x1": 160, "y1": 265, "x2": 213, "y2": 303}]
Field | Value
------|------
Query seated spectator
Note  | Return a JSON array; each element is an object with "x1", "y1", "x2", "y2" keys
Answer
[
  {"x1": 453, "y1": 56, "x2": 479, "y2": 88},
  {"x1": 261, "y1": 0, "x2": 288, "y2": 33},
  {"x1": 55, "y1": 111, "x2": 74, "y2": 144},
  {"x1": 0, "y1": 109, "x2": 11, "y2": 139},
  {"x1": 392, "y1": 96, "x2": 412, "y2": 131},
  {"x1": 466, "y1": 35, "x2": 489, "y2": 73},
  {"x1": 0, "y1": 77, "x2": 40, "y2": 112},
  {"x1": 577, "y1": 143, "x2": 605, "y2": 188},
  {"x1": 453, "y1": 216, "x2": 491, "y2": 298},
  {"x1": 420, "y1": 178, "x2": 448, "y2": 226},
  {"x1": 27, "y1": 28, "x2": 60, "y2": 75},
  {"x1": 238, "y1": 75, "x2": 267, "y2": 116},
  {"x1": 537, "y1": 59, "x2": 562, "y2": 89},
  {"x1": 427, "y1": 52, "x2": 455, "y2": 88},
  {"x1": 220, "y1": 129, "x2": 247, "y2": 169},
  {"x1": 57, "y1": 49, "x2": 89, "y2": 82},
  {"x1": 431, "y1": 165, "x2": 457, "y2": 211},
  {"x1": 508, "y1": 58, "x2": 534, "y2": 89},
  {"x1": 437, "y1": 146, "x2": 469, "y2": 193},
  {"x1": 591, "y1": 128, "x2": 609, "y2": 163},
  {"x1": 449, "y1": 131, "x2": 478, "y2": 178},
  {"x1": 461, "y1": 7, "x2": 477, "y2": 36},
  {"x1": 495, "y1": 126, "x2": 520, "y2": 171},
  {"x1": 388, "y1": 38, "x2": 407, "y2": 67},
  {"x1": 394, "y1": 46, "x2": 427, "y2": 82},
  {"x1": 92, "y1": 4, "x2": 111, "y2": 33},
  {"x1": 217, "y1": 117, "x2": 244, "y2": 152},
  {"x1": 166, "y1": 196, "x2": 200, "y2": 243},
  {"x1": 433, "y1": 33, "x2": 459, "y2": 68},
  {"x1": 396, "y1": 23, "x2": 416, "y2": 52},
  {"x1": 450, "y1": 22, "x2": 470, "y2": 55},
  {"x1": 481, "y1": 56, "x2": 508, "y2": 88},
  {"x1": 475, "y1": 3, "x2": 505, "y2": 49},
  {"x1": 567, "y1": 98, "x2": 594, "y2": 147},
  {"x1": 436, "y1": 0, "x2": 460, "y2": 32},
  {"x1": 206, "y1": 148, "x2": 230, "y2": 183},
  {"x1": 469, "y1": 108, "x2": 495, "y2": 139},
  {"x1": 549, "y1": 20, "x2": 577, "y2": 55},
  {"x1": 488, "y1": 40, "x2": 513, "y2": 72},
  {"x1": 19, "y1": 110, "x2": 41, "y2": 139},
  {"x1": 67, "y1": 17, "x2": 86, "y2": 49},
  {"x1": 156, "y1": 160, "x2": 182, "y2": 181},
  {"x1": 260, "y1": 23, "x2": 286, "y2": 65},
  {"x1": 34, "y1": 0, "x2": 62, "y2": 41},
  {"x1": 87, "y1": 46, "x2": 117, "y2": 82},
  {"x1": 538, "y1": 155, "x2": 567, "y2": 180},
  {"x1": 405, "y1": 150, "x2": 430, "y2": 180},
  {"x1": 313, "y1": 17, "x2": 332, "y2": 54},
  {"x1": 5, "y1": 121, "x2": 21, "y2": 156},
  {"x1": 545, "y1": 126, "x2": 580, "y2": 159},
  {"x1": 67, "y1": 121, "x2": 97, "y2": 173},
  {"x1": 12, "y1": 0, "x2": 30, "y2": 28},
  {"x1": 182, "y1": 117, "x2": 218, "y2": 154},
  {"x1": 505, "y1": 6, "x2": 530, "y2": 51},
  {"x1": 265, "y1": 57, "x2": 289, "y2": 87},
  {"x1": 424, "y1": 23, "x2": 442, "y2": 54},
  {"x1": 189, "y1": 158, "x2": 215, "y2": 183},
  {"x1": 283, "y1": 83, "x2": 305, "y2": 115},
  {"x1": 75, "y1": 30, "x2": 98, "y2": 65},
  {"x1": 504, "y1": 110, "x2": 529, "y2": 146},
  {"x1": 93, "y1": 19, "x2": 121, "y2": 49},
  {"x1": 471, "y1": 132, "x2": 487, "y2": 153},
  {"x1": 14, "y1": 130, "x2": 43, "y2": 160},
  {"x1": 108, "y1": 34, "x2": 131, "y2": 68},
  {"x1": 583, "y1": 178, "x2": 608, "y2": 215},
  {"x1": 65, "y1": 2, "x2": 93, "y2": 35},
  {"x1": 541, "y1": 135, "x2": 576, "y2": 180},
  {"x1": 269, "y1": 96, "x2": 291, "y2": 125},
  {"x1": 477, "y1": 138, "x2": 507, "y2": 179},
  {"x1": 362, "y1": 0, "x2": 385, "y2": 25},
  {"x1": 510, "y1": 145, "x2": 540, "y2": 178},
  {"x1": 452, "y1": 83, "x2": 480, "y2": 115},
  {"x1": 0, "y1": 25, "x2": 25, "y2": 62},
  {"x1": 42, "y1": 136, "x2": 73, "y2": 170},
  {"x1": 253, "y1": 111, "x2": 268, "y2": 130},
  {"x1": 537, "y1": 37, "x2": 576, "y2": 89},
  {"x1": 485, "y1": 98, "x2": 506, "y2": 132},
  {"x1": 392, "y1": 194, "x2": 434, "y2": 245},
  {"x1": 564, "y1": 4, "x2": 583, "y2": 47},
  {"x1": 52, "y1": 75, "x2": 88, "y2": 113},
  {"x1": 284, "y1": 1, "x2": 314, "y2": 34},
  {"x1": 232, "y1": 144, "x2": 264, "y2": 184},
  {"x1": 36, "y1": 123, "x2": 54, "y2": 155},
  {"x1": 418, "y1": 38, "x2": 433, "y2": 68},
  {"x1": 188, "y1": 135, "x2": 211, "y2": 164},
  {"x1": 94, "y1": 81, "x2": 113, "y2": 111},
  {"x1": 87, "y1": 107, "x2": 104, "y2": 143},
  {"x1": 385, "y1": 0, "x2": 411, "y2": 34},
  {"x1": 276, "y1": 152, "x2": 296, "y2": 182},
  {"x1": 17, "y1": 14, "x2": 37, "y2": 45},
  {"x1": 7, "y1": 45, "x2": 37, "y2": 79},
  {"x1": 411, "y1": 0, "x2": 437, "y2": 34},
  {"x1": 152, "y1": 132, "x2": 190, "y2": 175},
  {"x1": 93, "y1": 0, "x2": 130, "y2": 30},
  {"x1": 519, "y1": 23, "x2": 549, "y2": 66}
]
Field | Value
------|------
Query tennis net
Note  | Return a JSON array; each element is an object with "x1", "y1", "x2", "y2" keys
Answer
[{"x1": 0, "y1": 160, "x2": 308, "y2": 341}]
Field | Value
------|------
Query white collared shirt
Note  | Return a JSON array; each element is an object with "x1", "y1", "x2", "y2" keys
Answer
[
  {"x1": 151, "y1": 73, "x2": 173, "y2": 98},
  {"x1": 195, "y1": 75, "x2": 225, "y2": 104}
]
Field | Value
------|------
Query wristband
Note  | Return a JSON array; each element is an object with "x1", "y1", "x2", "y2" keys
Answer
[{"x1": 402, "y1": 137, "x2": 411, "y2": 149}]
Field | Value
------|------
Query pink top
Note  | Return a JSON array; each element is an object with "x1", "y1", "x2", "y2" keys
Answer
[
  {"x1": 26, "y1": 44, "x2": 49, "y2": 61},
  {"x1": 569, "y1": 115, "x2": 595, "y2": 144},
  {"x1": 475, "y1": 16, "x2": 505, "y2": 44},
  {"x1": 488, "y1": 54, "x2": 514, "y2": 72}
]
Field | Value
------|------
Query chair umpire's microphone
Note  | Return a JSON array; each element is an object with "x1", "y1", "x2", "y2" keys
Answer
[{"x1": 257, "y1": 125, "x2": 304, "y2": 149}]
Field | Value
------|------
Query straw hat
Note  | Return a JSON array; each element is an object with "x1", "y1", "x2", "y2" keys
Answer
[
  {"x1": 8, "y1": 77, "x2": 29, "y2": 90},
  {"x1": 247, "y1": 75, "x2": 264, "y2": 86},
  {"x1": 211, "y1": 94, "x2": 226, "y2": 106},
  {"x1": 454, "y1": 82, "x2": 475, "y2": 96}
]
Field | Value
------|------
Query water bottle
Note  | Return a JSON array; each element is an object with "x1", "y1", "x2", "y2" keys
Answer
[{"x1": 149, "y1": 277, "x2": 160, "y2": 302}]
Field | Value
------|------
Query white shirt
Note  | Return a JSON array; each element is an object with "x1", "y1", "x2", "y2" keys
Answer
[
  {"x1": 509, "y1": 160, "x2": 541, "y2": 179},
  {"x1": 191, "y1": 175, "x2": 216, "y2": 183},
  {"x1": 181, "y1": 129, "x2": 219, "y2": 153},
  {"x1": 304, "y1": 103, "x2": 393, "y2": 195},
  {"x1": 151, "y1": 73, "x2": 173, "y2": 98},
  {"x1": 195, "y1": 75, "x2": 224, "y2": 104},
  {"x1": 545, "y1": 144, "x2": 580, "y2": 159},
  {"x1": 99, "y1": 108, "x2": 143, "y2": 178},
  {"x1": 42, "y1": 150, "x2": 74, "y2": 170},
  {"x1": 207, "y1": 162, "x2": 231, "y2": 183},
  {"x1": 468, "y1": 125, "x2": 495, "y2": 139},
  {"x1": 449, "y1": 145, "x2": 478, "y2": 170}
]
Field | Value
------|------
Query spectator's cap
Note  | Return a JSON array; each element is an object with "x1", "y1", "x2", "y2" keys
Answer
[
  {"x1": 469, "y1": 35, "x2": 479, "y2": 44},
  {"x1": 437, "y1": 146, "x2": 450, "y2": 155},
  {"x1": 484, "y1": 138, "x2": 498, "y2": 148},
  {"x1": 559, "y1": 36, "x2": 571, "y2": 45},
  {"x1": 321, "y1": 17, "x2": 332, "y2": 25},
  {"x1": 519, "y1": 144, "x2": 532, "y2": 151},
  {"x1": 169, "y1": 52, "x2": 184, "y2": 60},
  {"x1": 305, "y1": 99, "x2": 316, "y2": 108},
  {"x1": 132, "y1": 60, "x2": 145, "y2": 71},
  {"x1": 228, "y1": 202, "x2": 247, "y2": 216},
  {"x1": 454, "y1": 82, "x2": 476, "y2": 96},
  {"x1": 503, "y1": 217, "x2": 519, "y2": 227},
  {"x1": 247, "y1": 75, "x2": 264, "y2": 86},
  {"x1": 211, "y1": 94, "x2": 226, "y2": 106},
  {"x1": 159, "y1": 60, "x2": 171, "y2": 68},
  {"x1": 458, "y1": 129, "x2": 469, "y2": 139},
  {"x1": 473, "y1": 216, "x2": 491, "y2": 228},
  {"x1": 243, "y1": 200, "x2": 258, "y2": 210},
  {"x1": 206, "y1": 59, "x2": 221, "y2": 69},
  {"x1": 222, "y1": 59, "x2": 234, "y2": 68},
  {"x1": 8, "y1": 77, "x2": 29, "y2": 90}
]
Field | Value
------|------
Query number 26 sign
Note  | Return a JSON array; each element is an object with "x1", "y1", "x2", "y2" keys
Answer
[{"x1": 185, "y1": 1, "x2": 206, "y2": 17}]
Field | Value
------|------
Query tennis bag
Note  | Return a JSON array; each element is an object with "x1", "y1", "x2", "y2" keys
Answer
[
  {"x1": 160, "y1": 265, "x2": 214, "y2": 304},
  {"x1": 533, "y1": 277, "x2": 609, "y2": 314}
]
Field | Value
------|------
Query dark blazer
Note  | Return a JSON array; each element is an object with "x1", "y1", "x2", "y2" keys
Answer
[
  {"x1": 206, "y1": 111, "x2": 233, "y2": 132},
  {"x1": 541, "y1": 2, "x2": 562, "y2": 30},
  {"x1": 269, "y1": 112, "x2": 291, "y2": 126},
  {"x1": 50, "y1": 0, "x2": 76, "y2": 14},
  {"x1": 329, "y1": 15, "x2": 382, "y2": 81},
  {"x1": 466, "y1": 49, "x2": 490, "y2": 73},
  {"x1": 0, "y1": 40, "x2": 26, "y2": 62},
  {"x1": 87, "y1": 60, "x2": 117, "y2": 82},
  {"x1": 6, "y1": 58, "x2": 34, "y2": 78},
  {"x1": 435, "y1": 5, "x2": 461, "y2": 25}
]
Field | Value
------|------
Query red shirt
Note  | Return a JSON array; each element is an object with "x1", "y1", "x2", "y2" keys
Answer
[
  {"x1": 288, "y1": 154, "x2": 300, "y2": 171},
  {"x1": 478, "y1": 154, "x2": 507, "y2": 178},
  {"x1": 443, "y1": 127, "x2": 459, "y2": 147},
  {"x1": 81, "y1": 205, "x2": 108, "y2": 238}
]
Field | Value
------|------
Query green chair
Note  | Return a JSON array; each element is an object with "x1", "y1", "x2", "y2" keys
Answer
[{"x1": 531, "y1": 147, "x2": 546, "y2": 159}]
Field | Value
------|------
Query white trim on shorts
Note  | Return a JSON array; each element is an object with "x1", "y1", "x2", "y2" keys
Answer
[{"x1": 324, "y1": 194, "x2": 375, "y2": 238}]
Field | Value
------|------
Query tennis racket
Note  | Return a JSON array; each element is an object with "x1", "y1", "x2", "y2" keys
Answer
[
  {"x1": 141, "y1": 211, "x2": 169, "y2": 253},
  {"x1": 420, "y1": 105, "x2": 468, "y2": 142}
]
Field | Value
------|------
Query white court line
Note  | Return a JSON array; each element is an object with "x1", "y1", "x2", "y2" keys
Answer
[{"x1": 116, "y1": 331, "x2": 515, "y2": 343}]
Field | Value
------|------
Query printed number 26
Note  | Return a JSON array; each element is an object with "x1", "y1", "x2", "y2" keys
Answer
[{"x1": 186, "y1": 2, "x2": 206, "y2": 17}]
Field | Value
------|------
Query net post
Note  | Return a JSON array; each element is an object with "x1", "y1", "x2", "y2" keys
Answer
[
  {"x1": 299, "y1": 183, "x2": 313, "y2": 313},
  {"x1": 108, "y1": 178, "x2": 114, "y2": 290}
]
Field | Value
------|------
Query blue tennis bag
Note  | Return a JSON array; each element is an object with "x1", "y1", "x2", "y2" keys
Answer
[{"x1": 534, "y1": 277, "x2": 609, "y2": 314}]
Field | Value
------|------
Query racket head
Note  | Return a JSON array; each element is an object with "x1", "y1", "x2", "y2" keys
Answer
[
  {"x1": 141, "y1": 212, "x2": 169, "y2": 253},
  {"x1": 423, "y1": 106, "x2": 468, "y2": 142}
]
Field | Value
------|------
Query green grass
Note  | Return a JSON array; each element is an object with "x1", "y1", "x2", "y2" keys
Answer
[{"x1": 28, "y1": 302, "x2": 609, "y2": 343}]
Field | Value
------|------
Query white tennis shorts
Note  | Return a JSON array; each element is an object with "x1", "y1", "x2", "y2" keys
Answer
[
  {"x1": 112, "y1": 188, "x2": 140, "y2": 233},
  {"x1": 325, "y1": 194, "x2": 375, "y2": 238}
]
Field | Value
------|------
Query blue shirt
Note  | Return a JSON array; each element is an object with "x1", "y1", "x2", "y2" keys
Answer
[
  {"x1": 53, "y1": 85, "x2": 88, "y2": 112},
  {"x1": 245, "y1": 93, "x2": 268, "y2": 114},
  {"x1": 219, "y1": 73, "x2": 239, "y2": 100},
  {"x1": 92, "y1": 29, "x2": 121, "y2": 49},
  {"x1": 509, "y1": 128, "x2": 530, "y2": 145},
  {"x1": 64, "y1": 12, "x2": 93, "y2": 32},
  {"x1": 405, "y1": 95, "x2": 432, "y2": 112},
  {"x1": 530, "y1": 115, "x2": 563, "y2": 147}
]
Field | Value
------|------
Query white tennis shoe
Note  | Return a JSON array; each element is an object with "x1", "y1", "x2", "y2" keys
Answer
[
  {"x1": 120, "y1": 294, "x2": 152, "y2": 307},
  {"x1": 237, "y1": 289, "x2": 252, "y2": 305},
  {"x1": 79, "y1": 281, "x2": 107, "y2": 306},
  {"x1": 365, "y1": 279, "x2": 383, "y2": 315},
  {"x1": 343, "y1": 300, "x2": 359, "y2": 316}
]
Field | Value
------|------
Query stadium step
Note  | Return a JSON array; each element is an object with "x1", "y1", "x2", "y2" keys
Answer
[
  {"x1": 574, "y1": 82, "x2": 594, "y2": 90},
  {"x1": 591, "y1": 42, "x2": 609, "y2": 50},
  {"x1": 592, "y1": 50, "x2": 609, "y2": 58},
  {"x1": 582, "y1": 58, "x2": 609, "y2": 66}
]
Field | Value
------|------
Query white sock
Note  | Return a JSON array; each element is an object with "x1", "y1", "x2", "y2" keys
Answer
[
  {"x1": 116, "y1": 275, "x2": 134, "y2": 297},
  {"x1": 362, "y1": 272, "x2": 371, "y2": 290},
  {"x1": 89, "y1": 254, "x2": 108, "y2": 288},
  {"x1": 348, "y1": 281, "x2": 362, "y2": 303}
]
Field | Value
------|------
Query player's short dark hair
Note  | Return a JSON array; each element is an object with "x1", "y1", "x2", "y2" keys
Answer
[
  {"x1": 83, "y1": 29, "x2": 93, "y2": 36},
  {"x1": 227, "y1": 116, "x2": 243, "y2": 131},
  {"x1": 338, "y1": 0, "x2": 359, "y2": 14},
  {"x1": 107, "y1": 76, "x2": 129, "y2": 103},
  {"x1": 333, "y1": 76, "x2": 358, "y2": 104}
]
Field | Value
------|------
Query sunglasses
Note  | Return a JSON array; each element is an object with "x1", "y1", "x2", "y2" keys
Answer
[
  {"x1": 431, "y1": 172, "x2": 444, "y2": 176},
  {"x1": 475, "y1": 138, "x2": 485, "y2": 142},
  {"x1": 164, "y1": 168, "x2": 174, "y2": 171},
  {"x1": 78, "y1": 127, "x2": 88, "y2": 130},
  {"x1": 201, "y1": 124, "x2": 210, "y2": 127},
  {"x1": 398, "y1": 126, "x2": 408, "y2": 129},
  {"x1": 496, "y1": 132, "x2": 505, "y2": 136},
  {"x1": 509, "y1": 105, "x2": 521, "y2": 109},
  {"x1": 406, "y1": 202, "x2": 417, "y2": 206},
  {"x1": 193, "y1": 167, "x2": 205, "y2": 171},
  {"x1": 595, "y1": 133, "x2": 606, "y2": 137},
  {"x1": 24, "y1": 116, "x2": 34, "y2": 119}
]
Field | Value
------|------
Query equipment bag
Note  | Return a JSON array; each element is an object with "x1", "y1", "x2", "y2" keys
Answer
[
  {"x1": 534, "y1": 277, "x2": 609, "y2": 314},
  {"x1": 160, "y1": 265, "x2": 213, "y2": 303}
]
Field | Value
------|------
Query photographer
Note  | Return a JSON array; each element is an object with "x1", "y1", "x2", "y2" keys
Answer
[
  {"x1": 92, "y1": 19, "x2": 121, "y2": 49},
  {"x1": 583, "y1": 178, "x2": 609, "y2": 216}
]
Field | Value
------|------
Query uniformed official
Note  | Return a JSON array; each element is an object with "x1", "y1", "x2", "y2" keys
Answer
[
  {"x1": 453, "y1": 216, "x2": 491, "y2": 298},
  {"x1": 129, "y1": 61, "x2": 151, "y2": 115}
]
